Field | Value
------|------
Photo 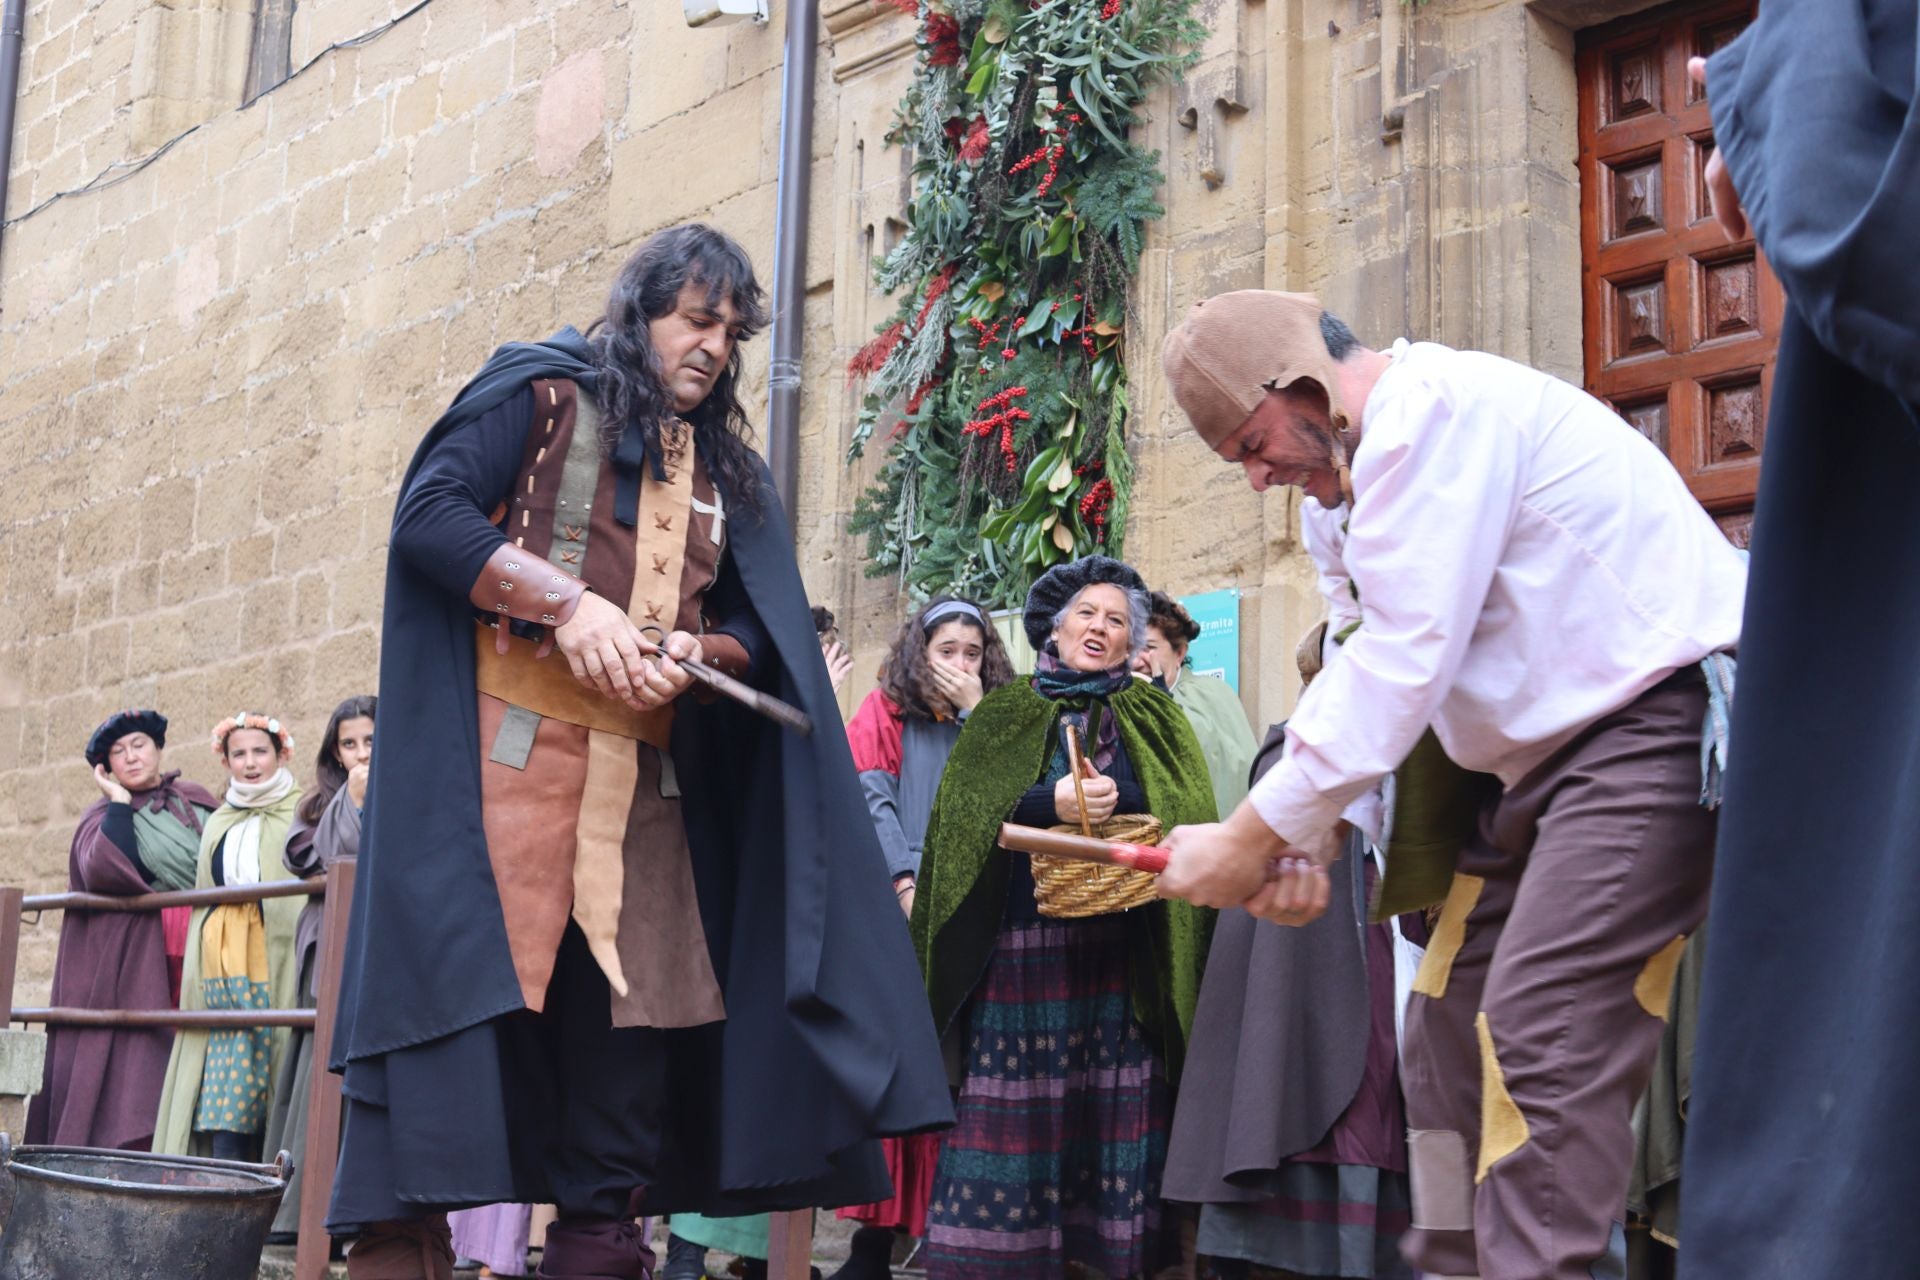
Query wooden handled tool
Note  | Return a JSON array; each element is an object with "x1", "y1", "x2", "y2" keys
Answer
[
  {"x1": 1063, "y1": 723, "x2": 1094, "y2": 838},
  {"x1": 997, "y1": 822, "x2": 1288, "y2": 884},
  {"x1": 637, "y1": 637, "x2": 813, "y2": 736},
  {"x1": 997, "y1": 823, "x2": 1171, "y2": 873}
]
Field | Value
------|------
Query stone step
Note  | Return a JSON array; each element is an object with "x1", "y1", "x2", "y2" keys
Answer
[{"x1": 252, "y1": 1232, "x2": 926, "y2": 1279}]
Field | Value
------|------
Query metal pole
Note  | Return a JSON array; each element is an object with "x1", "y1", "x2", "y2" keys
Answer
[
  {"x1": 25, "y1": 877, "x2": 324, "y2": 914},
  {"x1": 13, "y1": 1007, "x2": 317, "y2": 1028},
  {"x1": 765, "y1": 0, "x2": 819, "y2": 530},
  {"x1": 0, "y1": 0, "x2": 26, "y2": 282}
]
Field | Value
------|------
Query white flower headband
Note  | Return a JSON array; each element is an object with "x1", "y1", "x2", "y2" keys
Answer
[{"x1": 211, "y1": 711, "x2": 294, "y2": 761}]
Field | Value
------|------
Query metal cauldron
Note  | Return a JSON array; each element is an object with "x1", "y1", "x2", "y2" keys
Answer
[{"x1": 0, "y1": 1137, "x2": 289, "y2": 1279}]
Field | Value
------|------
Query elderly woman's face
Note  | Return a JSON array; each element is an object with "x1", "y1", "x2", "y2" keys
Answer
[
  {"x1": 1052, "y1": 583, "x2": 1132, "y2": 672},
  {"x1": 107, "y1": 732, "x2": 161, "y2": 792}
]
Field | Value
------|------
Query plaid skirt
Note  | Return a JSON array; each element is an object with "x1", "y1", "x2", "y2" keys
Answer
[{"x1": 925, "y1": 914, "x2": 1171, "y2": 1280}]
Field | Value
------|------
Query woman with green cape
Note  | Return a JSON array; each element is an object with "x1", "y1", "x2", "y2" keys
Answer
[{"x1": 911, "y1": 555, "x2": 1216, "y2": 1280}]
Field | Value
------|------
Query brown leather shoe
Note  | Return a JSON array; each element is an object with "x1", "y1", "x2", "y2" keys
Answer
[
  {"x1": 536, "y1": 1217, "x2": 655, "y2": 1280},
  {"x1": 345, "y1": 1216, "x2": 455, "y2": 1280}
]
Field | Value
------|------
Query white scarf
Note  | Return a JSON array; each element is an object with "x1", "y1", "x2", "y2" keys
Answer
[{"x1": 220, "y1": 767, "x2": 294, "y2": 886}]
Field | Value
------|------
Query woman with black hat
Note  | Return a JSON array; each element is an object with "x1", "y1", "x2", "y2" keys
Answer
[
  {"x1": 910, "y1": 556, "x2": 1216, "y2": 1279},
  {"x1": 25, "y1": 710, "x2": 217, "y2": 1150}
]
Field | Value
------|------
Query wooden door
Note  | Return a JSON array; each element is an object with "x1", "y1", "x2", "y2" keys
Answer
[{"x1": 1577, "y1": 0, "x2": 1781, "y2": 547}]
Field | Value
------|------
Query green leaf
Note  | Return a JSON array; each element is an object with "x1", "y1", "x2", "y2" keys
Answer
[
  {"x1": 1022, "y1": 445, "x2": 1064, "y2": 491},
  {"x1": 1040, "y1": 215, "x2": 1073, "y2": 259},
  {"x1": 965, "y1": 58, "x2": 998, "y2": 97},
  {"x1": 1016, "y1": 297, "x2": 1054, "y2": 339},
  {"x1": 1022, "y1": 521, "x2": 1049, "y2": 565},
  {"x1": 1070, "y1": 73, "x2": 1128, "y2": 149},
  {"x1": 1091, "y1": 351, "x2": 1118, "y2": 395}
]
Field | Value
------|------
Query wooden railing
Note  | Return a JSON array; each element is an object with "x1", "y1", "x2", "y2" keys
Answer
[
  {"x1": 6, "y1": 863, "x2": 815, "y2": 1279},
  {"x1": 8, "y1": 865, "x2": 353, "y2": 1280}
]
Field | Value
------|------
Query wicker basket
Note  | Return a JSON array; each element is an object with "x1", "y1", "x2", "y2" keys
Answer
[{"x1": 1031, "y1": 813, "x2": 1164, "y2": 919}]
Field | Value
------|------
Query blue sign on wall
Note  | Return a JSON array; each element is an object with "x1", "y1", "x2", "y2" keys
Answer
[{"x1": 1180, "y1": 588, "x2": 1240, "y2": 692}]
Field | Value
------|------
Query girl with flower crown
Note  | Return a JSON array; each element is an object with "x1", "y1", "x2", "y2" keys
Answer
[{"x1": 152, "y1": 711, "x2": 306, "y2": 1162}]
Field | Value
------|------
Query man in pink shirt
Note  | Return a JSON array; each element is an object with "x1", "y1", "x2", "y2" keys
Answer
[{"x1": 1154, "y1": 291, "x2": 1745, "y2": 1280}]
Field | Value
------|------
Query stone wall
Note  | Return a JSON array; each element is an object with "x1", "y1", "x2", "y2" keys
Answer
[
  {"x1": 0, "y1": 0, "x2": 829, "y2": 998},
  {"x1": 0, "y1": 0, "x2": 1630, "y2": 998}
]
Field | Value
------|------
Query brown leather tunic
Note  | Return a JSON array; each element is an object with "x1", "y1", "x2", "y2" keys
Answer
[{"x1": 473, "y1": 379, "x2": 730, "y2": 1029}]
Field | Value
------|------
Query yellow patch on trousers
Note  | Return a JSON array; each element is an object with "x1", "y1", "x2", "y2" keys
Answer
[
  {"x1": 1475, "y1": 1011, "x2": 1531, "y2": 1183},
  {"x1": 1411, "y1": 873, "x2": 1485, "y2": 999},
  {"x1": 1634, "y1": 935, "x2": 1690, "y2": 1019}
]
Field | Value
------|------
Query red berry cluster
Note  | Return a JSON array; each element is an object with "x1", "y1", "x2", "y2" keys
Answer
[
  {"x1": 964, "y1": 385, "x2": 1032, "y2": 474},
  {"x1": 1009, "y1": 107, "x2": 1082, "y2": 199},
  {"x1": 1008, "y1": 141, "x2": 1064, "y2": 197},
  {"x1": 1101, "y1": 0, "x2": 1123, "y2": 20},
  {"x1": 1079, "y1": 477, "x2": 1115, "y2": 529},
  {"x1": 968, "y1": 316, "x2": 1003, "y2": 347},
  {"x1": 1060, "y1": 289, "x2": 1102, "y2": 356}
]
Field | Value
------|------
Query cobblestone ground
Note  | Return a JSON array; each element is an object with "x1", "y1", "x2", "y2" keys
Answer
[{"x1": 255, "y1": 1213, "x2": 938, "y2": 1278}]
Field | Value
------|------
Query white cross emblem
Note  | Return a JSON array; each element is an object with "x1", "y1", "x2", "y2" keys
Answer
[{"x1": 691, "y1": 489, "x2": 726, "y2": 546}]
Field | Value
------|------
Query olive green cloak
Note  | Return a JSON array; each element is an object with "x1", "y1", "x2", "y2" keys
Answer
[{"x1": 909, "y1": 676, "x2": 1216, "y2": 1081}]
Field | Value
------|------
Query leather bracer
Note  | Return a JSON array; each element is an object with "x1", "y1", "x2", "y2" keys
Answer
[{"x1": 471, "y1": 543, "x2": 586, "y2": 628}]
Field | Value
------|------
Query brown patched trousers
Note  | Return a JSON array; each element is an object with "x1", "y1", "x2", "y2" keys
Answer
[{"x1": 1399, "y1": 676, "x2": 1715, "y2": 1280}]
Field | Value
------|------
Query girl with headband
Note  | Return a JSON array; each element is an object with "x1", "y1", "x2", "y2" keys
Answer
[{"x1": 829, "y1": 596, "x2": 1016, "y2": 1280}]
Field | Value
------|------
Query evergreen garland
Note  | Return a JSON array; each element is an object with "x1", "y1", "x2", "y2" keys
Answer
[{"x1": 847, "y1": 0, "x2": 1203, "y2": 607}]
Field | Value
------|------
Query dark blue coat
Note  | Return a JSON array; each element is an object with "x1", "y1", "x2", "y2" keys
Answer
[
  {"x1": 1684, "y1": 6, "x2": 1920, "y2": 1275},
  {"x1": 326, "y1": 333, "x2": 950, "y2": 1227}
]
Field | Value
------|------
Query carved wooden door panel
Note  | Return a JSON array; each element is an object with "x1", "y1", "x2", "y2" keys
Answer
[{"x1": 1577, "y1": 0, "x2": 1781, "y2": 546}]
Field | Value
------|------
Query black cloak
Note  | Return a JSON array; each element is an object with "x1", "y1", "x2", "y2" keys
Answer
[
  {"x1": 327, "y1": 332, "x2": 951, "y2": 1228},
  {"x1": 1682, "y1": 6, "x2": 1920, "y2": 1276}
]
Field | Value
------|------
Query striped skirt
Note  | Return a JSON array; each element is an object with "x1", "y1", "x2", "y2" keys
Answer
[
  {"x1": 925, "y1": 915, "x2": 1171, "y2": 1280},
  {"x1": 1197, "y1": 1163, "x2": 1414, "y2": 1279}
]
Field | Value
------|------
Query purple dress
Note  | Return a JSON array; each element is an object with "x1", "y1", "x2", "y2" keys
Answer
[{"x1": 450, "y1": 1204, "x2": 533, "y2": 1275}]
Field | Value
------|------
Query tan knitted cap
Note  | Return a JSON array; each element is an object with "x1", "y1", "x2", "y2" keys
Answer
[{"x1": 1161, "y1": 290, "x2": 1350, "y2": 448}]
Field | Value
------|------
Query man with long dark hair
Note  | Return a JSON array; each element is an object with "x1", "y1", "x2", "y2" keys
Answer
[{"x1": 327, "y1": 224, "x2": 951, "y2": 1280}]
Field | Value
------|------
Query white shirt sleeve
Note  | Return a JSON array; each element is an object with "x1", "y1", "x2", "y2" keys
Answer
[
  {"x1": 1299, "y1": 500, "x2": 1362, "y2": 659},
  {"x1": 1249, "y1": 374, "x2": 1524, "y2": 858}
]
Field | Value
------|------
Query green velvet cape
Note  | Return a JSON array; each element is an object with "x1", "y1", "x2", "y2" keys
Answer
[{"x1": 909, "y1": 676, "x2": 1216, "y2": 1081}]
